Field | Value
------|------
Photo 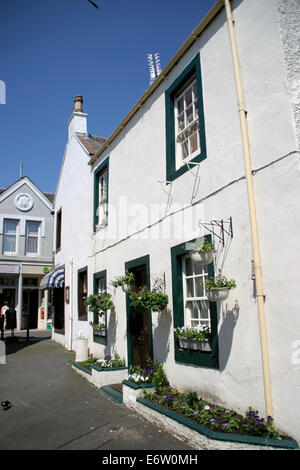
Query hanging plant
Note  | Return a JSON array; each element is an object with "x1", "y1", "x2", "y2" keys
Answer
[
  {"x1": 190, "y1": 237, "x2": 215, "y2": 265},
  {"x1": 202, "y1": 276, "x2": 236, "y2": 302},
  {"x1": 111, "y1": 271, "x2": 135, "y2": 293},
  {"x1": 130, "y1": 289, "x2": 168, "y2": 313},
  {"x1": 85, "y1": 293, "x2": 115, "y2": 315}
]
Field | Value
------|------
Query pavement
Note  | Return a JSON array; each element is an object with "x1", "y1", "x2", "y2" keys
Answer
[{"x1": 0, "y1": 331, "x2": 195, "y2": 451}]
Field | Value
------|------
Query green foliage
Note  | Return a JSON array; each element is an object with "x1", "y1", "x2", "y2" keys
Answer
[
  {"x1": 90, "y1": 322, "x2": 106, "y2": 330},
  {"x1": 174, "y1": 326, "x2": 211, "y2": 341},
  {"x1": 198, "y1": 237, "x2": 215, "y2": 253},
  {"x1": 96, "y1": 351, "x2": 126, "y2": 368},
  {"x1": 111, "y1": 271, "x2": 135, "y2": 288},
  {"x1": 85, "y1": 292, "x2": 115, "y2": 315},
  {"x1": 129, "y1": 289, "x2": 168, "y2": 312},
  {"x1": 202, "y1": 276, "x2": 236, "y2": 290}
]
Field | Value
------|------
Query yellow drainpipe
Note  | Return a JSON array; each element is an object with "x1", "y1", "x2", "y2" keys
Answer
[{"x1": 224, "y1": 0, "x2": 273, "y2": 418}]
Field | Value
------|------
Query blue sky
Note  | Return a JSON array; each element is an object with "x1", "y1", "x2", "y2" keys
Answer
[{"x1": 0, "y1": 0, "x2": 216, "y2": 193}]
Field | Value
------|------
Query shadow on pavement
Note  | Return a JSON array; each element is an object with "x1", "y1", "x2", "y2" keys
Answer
[{"x1": 2, "y1": 331, "x2": 52, "y2": 356}]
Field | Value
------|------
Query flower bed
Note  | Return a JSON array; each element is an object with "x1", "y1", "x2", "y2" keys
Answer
[{"x1": 141, "y1": 387, "x2": 298, "y2": 449}]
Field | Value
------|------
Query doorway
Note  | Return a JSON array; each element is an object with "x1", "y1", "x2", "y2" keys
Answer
[
  {"x1": 22, "y1": 289, "x2": 39, "y2": 329},
  {"x1": 126, "y1": 255, "x2": 153, "y2": 368},
  {"x1": 53, "y1": 287, "x2": 65, "y2": 334}
]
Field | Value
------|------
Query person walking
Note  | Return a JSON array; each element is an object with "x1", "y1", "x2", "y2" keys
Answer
[{"x1": 0, "y1": 301, "x2": 9, "y2": 334}]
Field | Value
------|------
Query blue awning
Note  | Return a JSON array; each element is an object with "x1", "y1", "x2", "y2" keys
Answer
[{"x1": 40, "y1": 266, "x2": 65, "y2": 289}]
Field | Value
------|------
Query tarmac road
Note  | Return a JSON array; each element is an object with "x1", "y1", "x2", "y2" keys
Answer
[{"x1": 0, "y1": 332, "x2": 195, "y2": 451}]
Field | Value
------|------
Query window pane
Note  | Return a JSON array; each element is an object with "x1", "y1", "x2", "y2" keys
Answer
[
  {"x1": 4, "y1": 235, "x2": 16, "y2": 252},
  {"x1": 186, "y1": 278, "x2": 194, "y2": 297},
  {"x1": 181, "y1": 140, "x2": 189, "y2": 160},
  {"x1": 195, "y1": 281, "x2": 204, "y2": 298},
  {"x1": 189, "y1": 125, "x2": 199, "y2": 154},
  {"x1": 27, "y1": 222, "x2": 39, "y2": 235},
  {"x1": 185, "y1": 257, "x2": 192, "y2": 276},
  {"x1": 185, "y1": 87, "x2": 193, "y2": 107},
  {"x1": 27, "y1": 236, "x2": 38, "y2": 253},
  {"x1": 5, "y1": 221, "x2": 17, "y2": 234}
]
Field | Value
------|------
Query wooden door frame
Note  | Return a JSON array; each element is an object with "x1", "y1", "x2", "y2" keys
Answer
[{"x1": 125, "y1": 254, "x2": 153, "y2": 368}]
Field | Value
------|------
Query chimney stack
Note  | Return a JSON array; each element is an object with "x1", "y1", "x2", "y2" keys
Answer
[
  {"x1": 68, "y1": 95, "x2": 88, "y2": 140},
  {"x1": 73, "y1": 95, "x2": 84, "y2": 113}
]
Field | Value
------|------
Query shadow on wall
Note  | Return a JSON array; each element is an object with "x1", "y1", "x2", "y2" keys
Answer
[
  {"x1": 153, "y1": 308, "x2": 172, "y2": 364},
  {"x1": 218, "y1": 300, "x2": 239, "y2": 372},
  {"x1": 105, "y1": 309, "x2": 117, "y2": 357}
]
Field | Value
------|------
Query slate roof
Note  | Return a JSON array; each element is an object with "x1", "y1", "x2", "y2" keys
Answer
[{"x1": 77, "y1": 134, "x2": 106, "y2": 156}]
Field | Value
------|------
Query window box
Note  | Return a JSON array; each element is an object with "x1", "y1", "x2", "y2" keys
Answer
[
  {"x1": 178, "y1": 338, "x2": 212, "y2": 352},
  {"x1": 93, "y1": 327, "x2": 107, "y2": 337}
]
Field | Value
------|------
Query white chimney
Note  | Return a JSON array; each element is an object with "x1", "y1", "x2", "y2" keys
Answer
[{"x1": 68, "y1": 95, "x2": 88, "y2": 140}]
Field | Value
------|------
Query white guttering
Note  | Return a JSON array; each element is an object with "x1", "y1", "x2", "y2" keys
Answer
[
  {"x1": 89, "y1": 0, "x2": 224, "y2": 166},
  {"x1": 224, "y1": 0, "x2": 272, "y2": 418}
]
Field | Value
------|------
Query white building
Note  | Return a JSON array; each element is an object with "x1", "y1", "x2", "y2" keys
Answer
[
  {"x1": 51, "y1": 95, "x2": 105, "y2": 350},
  {"x1": 54, "y1": 0, "x2": 300, "y2": 442}
]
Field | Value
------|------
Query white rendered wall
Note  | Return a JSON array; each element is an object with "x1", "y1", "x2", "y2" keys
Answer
[
  {"x1": 53, "y1": 134, "x2": 92, "y2": 350},
  {"x1": 88, "y1": 0, "x2": 299, "y2": 440}
]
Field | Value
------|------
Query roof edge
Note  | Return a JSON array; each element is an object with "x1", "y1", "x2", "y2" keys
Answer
[{"x1": 89, "y1": 0, "x2": 224, "y2": 166}]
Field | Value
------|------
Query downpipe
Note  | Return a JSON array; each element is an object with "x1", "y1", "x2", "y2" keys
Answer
[{"x1": 224, "y1": 0, "x2": 273, "y2": 418}]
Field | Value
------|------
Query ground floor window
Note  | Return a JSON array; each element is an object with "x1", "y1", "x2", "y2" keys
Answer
[
  {"x1": 78, "y1": 267, "x2": 88, "y2": 321},
  {"x1": 171, "y1": 237, "x2": 219, "y2": 369},
  {"x1": 93, "y1": 270, "x2": 107, "y2": 345},
  {"x1": 182, "y1": 255, "x2": 211, "y2": 330}
]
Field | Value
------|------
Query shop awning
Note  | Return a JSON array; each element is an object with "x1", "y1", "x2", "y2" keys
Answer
[{"x1": 40, "y1": 266, "x2": 64, "y2": 290}]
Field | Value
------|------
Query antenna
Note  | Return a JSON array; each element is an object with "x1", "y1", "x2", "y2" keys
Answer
[
  {"x1": 19, "y1": 162, "x2": 23, "y2": 179},
  {"x1": 147, "y1": 53, "x2": 162, "y2": 85}
]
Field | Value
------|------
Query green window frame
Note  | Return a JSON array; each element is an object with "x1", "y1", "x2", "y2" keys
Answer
[
  {"x1": 93, "y1": 157, "x2": 109, "y2": 232},
  {"x1": 171, "y1": 236, "x2": 219, "y2": 369},
  {"x1": 165, "y1": 53, "x2": 207, "y2": 182},
  {"x1": 93, "y1": 269, "x2": 107, "y2": 345}
]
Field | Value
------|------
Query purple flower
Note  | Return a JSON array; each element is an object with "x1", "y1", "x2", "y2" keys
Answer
[
  {"x1": 204, "y1": 405, "x2": 210, "y2": 411},
  {"x1": 222, "y1": 423, "x2": 229, "y2": 428},
  {"x1": 194, "y1": 410, "x2": 199, "y2": 415},
  {"x1": 225, "y1": 409, "x2": 230, "y2": 413}
]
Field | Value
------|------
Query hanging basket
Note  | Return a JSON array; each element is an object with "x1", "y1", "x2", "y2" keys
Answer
[
  {"x1": 190, "y1": 251, "x2": 214, "y2": 265},
  {"x1": 206, "y1": 287, "x2": 230, "y2": 302},
  {"x1": 122, "y1": 283, "x2": 133, "y2": 293}
]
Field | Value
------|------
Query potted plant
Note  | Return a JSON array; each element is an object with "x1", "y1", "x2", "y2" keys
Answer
[
  {"x1": 202, "y1": 276, "x2": 236, "y2": 302},
  {"x1": 129, "y1": 289, "x2": 168, "y2": 313},
  {"x1": 90, "y1": 321, "x2": 107, "y2": 337},
  {"x1": 112, "y1": 271, "x2": 135, "y2": 293},
  {"x1": 190, "y1": 237, "x2": 215, "y2": 265},
  {"x1": 174, "y1": 326, "x2": 212, "y2": 352}
]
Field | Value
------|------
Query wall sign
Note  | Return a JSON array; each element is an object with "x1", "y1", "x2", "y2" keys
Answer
[{"x1": 15, "y1": 193, "x2": 34, "y2": 212}]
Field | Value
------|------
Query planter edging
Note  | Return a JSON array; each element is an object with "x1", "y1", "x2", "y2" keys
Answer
[
  {"x1": 123, "y1": 379, "x2": 156, "y2": 390},
  {"x1": 136, "y1": 397, "x2": 299, "y2": 450},
  {"x1": 91, "y1": 364, "x2": 128, "y2": 372},
  {"x1": 72, "y1": 362, "x2": 92, "y2": 376}
]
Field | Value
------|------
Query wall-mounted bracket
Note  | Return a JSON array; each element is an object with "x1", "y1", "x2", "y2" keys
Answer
[{"x1": 198, "y1": 216, "x2": 233, "y2": 247}]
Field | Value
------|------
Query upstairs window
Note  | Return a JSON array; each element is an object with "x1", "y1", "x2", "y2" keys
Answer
[
  {"x1": 175, "y1": 78, "x2": 200, "y2": 168},
  {"x1": 98, "y1": 168, "x2": 108, "y2": 226},
  {"x1": 165, "y1": 53, "x2": 206, "y2": 182},
  {"x1": 25, "y1": 221, "x2": 40, "y2": 255},
  {"x1": 3, "y1": 219, "x2": 18, "y2": 254},
  {"x1": 94, "y1": 158, "x2": 109, "y2": 231}
]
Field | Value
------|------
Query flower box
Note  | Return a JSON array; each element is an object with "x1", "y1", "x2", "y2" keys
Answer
[
  {"x1": 134, "y1": 397, "x2": 298, "y2": 450},
  {"x1": 179, "y1": 338, "x2": 212, "y2": 352},
  {"x1": 90, "y1": 364, "x2": 128, "y2": 388},
  {"x1": 93, "y1": 328, "x2": 107, "y2": 337}
]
